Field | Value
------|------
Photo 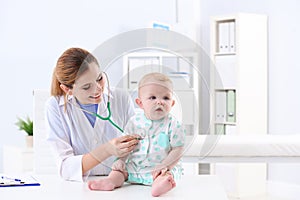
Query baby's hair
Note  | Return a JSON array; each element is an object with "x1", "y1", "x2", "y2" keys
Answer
[{"x1": 138, "y1": 72, "x2": 173, "y2": 91}]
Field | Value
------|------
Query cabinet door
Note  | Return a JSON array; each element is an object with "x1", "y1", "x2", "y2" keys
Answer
[
  {"x1": 214, "y1": 55, "x2": 237, "y2": 89},
  {"x1": 128, "y1": 57, "x2": 160, "y2": 90},
  {"x1": 172, "y1": 90, "x2": 194, "y2": 125}
]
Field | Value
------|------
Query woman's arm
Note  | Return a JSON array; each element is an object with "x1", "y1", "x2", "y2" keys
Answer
[{"x1": 82, "y1": 138, "x2": 139, "y2": 174}]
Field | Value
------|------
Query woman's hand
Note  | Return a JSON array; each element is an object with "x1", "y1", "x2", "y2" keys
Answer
[
  {"x1": 83, "y1": 136, "x2": 138, "y2": 174},
  {"x1": 89, "y1": 135, "x2": 138, "y2": 164},
  {"x1": 107, "y1": 135, "x2": 139, "y2": 157}
]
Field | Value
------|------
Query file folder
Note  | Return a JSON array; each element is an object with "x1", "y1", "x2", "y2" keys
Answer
[
  {"x1": 215, "y1": 91, "x2": 227, "y2": 122},
  {"x1": 226, "y1": 90, "x2": 236, "y2": 122},
  {"x1": 215, "y1": 124, "x2": 225, "y2": 135},
  {"x1": 218, "y1": 22, "x2": 229, "y2": 53},
  {"x1": 229, "y1": 21, "x2": 236, "y2": 52}
]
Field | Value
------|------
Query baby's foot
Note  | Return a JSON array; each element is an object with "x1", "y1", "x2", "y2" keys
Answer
[
  {"x1": 151, "y1": 174, "x2": 176, "y2": 197},
  {"x1": 88, "y1": 179, "x2": 115, "y2": 191}
]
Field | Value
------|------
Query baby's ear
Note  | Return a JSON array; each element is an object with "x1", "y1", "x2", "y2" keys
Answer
[
  {"x1": 171, "y1": 99, "x2": 175, "y2": 107},
  {"x1": 135, "y1": 98, "x2": 143, "y2": 109}
]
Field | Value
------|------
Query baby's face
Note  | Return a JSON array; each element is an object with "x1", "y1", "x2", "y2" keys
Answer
[{"x1": 137, "y1": 83, "x2": 174, "y2": 120}]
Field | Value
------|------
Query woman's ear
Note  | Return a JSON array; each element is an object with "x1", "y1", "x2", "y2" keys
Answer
[
  {"x1": 135, "y1": 98, "x2": 143, "y2": 109},
  {"x1": 60, "y1": 84, "x2": 72, "y2": 95}
]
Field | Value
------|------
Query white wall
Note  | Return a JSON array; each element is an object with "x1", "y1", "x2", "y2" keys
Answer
[
  {"x1": 0, "y1": 0, "x2": 200, "y2": 171},
  {"x1": 199, "y1": 0, "x2": 300, "y2": 187}
]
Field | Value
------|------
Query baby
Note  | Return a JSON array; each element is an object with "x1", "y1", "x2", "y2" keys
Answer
[{"x1": 88, "y1": 72, "x2": 185, "y2": 197}]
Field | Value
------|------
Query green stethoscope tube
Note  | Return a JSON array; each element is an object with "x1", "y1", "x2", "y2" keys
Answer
[{"x1": 91, "y1": 101, "x2": 124, "y2": 133}]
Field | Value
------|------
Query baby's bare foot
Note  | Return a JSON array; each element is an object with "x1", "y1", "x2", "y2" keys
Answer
[
  {"x1": 88, "y1": 179, "x2": 115, "y2": 191},
  {"x1": 151, "y1": 174, "x2": 176, "y2": 197}
]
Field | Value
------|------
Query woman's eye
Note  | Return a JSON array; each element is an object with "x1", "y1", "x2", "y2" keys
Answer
[{"x1": 82, "y1": 85, "x2": 91, "y2": 90}]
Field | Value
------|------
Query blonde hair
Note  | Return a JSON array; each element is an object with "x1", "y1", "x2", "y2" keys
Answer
[
  {"x1": 51, "y1": 47, "x2": 100, "y2": 109},
  {"x1": 138, "y1": 72, "x2": 173, "y2": 95}
]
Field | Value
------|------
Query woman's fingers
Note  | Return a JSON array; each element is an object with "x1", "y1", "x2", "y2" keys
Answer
[
  {"x1": 106, "y1": 136, "x2": 138, "y2": 157},
  {"x1": 118, "y1": 136, "x2": 138, "y2": 149},
  {"x1": 119, "y1": 135, "x2": 136, "y2": 142}
]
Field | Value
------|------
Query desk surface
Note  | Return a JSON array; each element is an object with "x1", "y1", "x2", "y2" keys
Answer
[{"x1": 0, "y1": 174, "x2": 228, "y2": 200}]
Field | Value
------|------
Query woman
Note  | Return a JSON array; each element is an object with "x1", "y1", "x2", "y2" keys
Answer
[{"x1": 45, "y1": 47, "x2": 138, "y2": 181}]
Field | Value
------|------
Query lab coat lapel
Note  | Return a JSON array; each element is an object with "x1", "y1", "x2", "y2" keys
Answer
[
  {"x1": 69, "y1": 97, "x2": 96, "y2": 149},
  {"x1": 94, "y1": 101, "x2": 120, "y2": 142}
]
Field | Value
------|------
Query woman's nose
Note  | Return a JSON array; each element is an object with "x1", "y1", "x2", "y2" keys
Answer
[{"x1": 95, "y1": 81, "x2": 102, "y2": 90}]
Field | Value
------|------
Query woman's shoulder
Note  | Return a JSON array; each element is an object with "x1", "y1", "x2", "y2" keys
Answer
[
  {"x1": 111, "y1": 87, "x2": 132, "y2": 100},
  {"x1": 46, "y1": 95, "x2": 64, "y2": 107}
]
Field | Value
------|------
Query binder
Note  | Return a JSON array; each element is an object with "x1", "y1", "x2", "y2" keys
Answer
[
  {"x1": 226, "y1": 90, "x2": 236, "y2": 122},
  {"x1": 229, "y1": 21, "x2": 236, "y2": 52},
  {"x1": 215, "y1": 91, "x2": 226, "y2": 122},
  {"x1": 218, "y1": 22, "x2": 229, "y2": 53},
  {"x1": 215, "y1": 124, "x2": 225, "y2": 135}
]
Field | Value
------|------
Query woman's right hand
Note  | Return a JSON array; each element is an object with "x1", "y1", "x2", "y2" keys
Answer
[
  {"x1": 89, "y1": 135, "x2": 139, "y2": 164},
  {"x1": 107, "y1": 135, "x2": 139, "y2": 157},
  {"x1": 85, "y1": 135, "x2": 139, "y2": 173}
]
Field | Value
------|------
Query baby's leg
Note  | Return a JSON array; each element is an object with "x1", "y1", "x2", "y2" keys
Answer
[
  {"x1": 151, "y1": 172, "x2": 176, "y2": 197},
  {"x1": 88, "y1": 170, "x2": 126, "y2": 191}
]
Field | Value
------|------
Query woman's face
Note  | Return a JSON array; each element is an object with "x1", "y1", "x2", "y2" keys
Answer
[{"x1": 71, "y1": 62, "x2": 105, "y2": 104}]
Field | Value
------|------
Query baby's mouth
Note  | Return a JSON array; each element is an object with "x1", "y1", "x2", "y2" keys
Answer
[{"x1": 155, "y1": 107, "x2": 163, "y2": 112}]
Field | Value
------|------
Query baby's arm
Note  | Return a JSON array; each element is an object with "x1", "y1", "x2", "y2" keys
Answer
[{"x1": 152, "y1": 146, "x2": 184, "y2": 179}]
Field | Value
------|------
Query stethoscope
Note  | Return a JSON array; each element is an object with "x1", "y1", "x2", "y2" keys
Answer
[{"x1": 67, "y1": 72, "x2": 124, "y2": 133}]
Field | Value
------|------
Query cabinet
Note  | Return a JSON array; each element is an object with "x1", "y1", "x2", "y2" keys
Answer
[
  {"x1": 123, "y1": 51, "x2": 200, "y2": 137},
  {"x1": 210, "y1": 13, "x2": 268, "y2": 198},
  {"x1": 3, "y1": 145, "x2": 34, "y2": 173},
  {"x1": 123, "y1": 51, "x2": 201, "y2": 175}
]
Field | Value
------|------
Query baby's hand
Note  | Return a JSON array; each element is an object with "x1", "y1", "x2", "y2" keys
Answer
[{"x1": 152, "y1": 166, "x2": 168, "y2": 180}]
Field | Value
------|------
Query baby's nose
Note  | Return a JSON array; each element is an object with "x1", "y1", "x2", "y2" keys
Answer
[{"x1": 156, "y1": 99, "x2": 164, "y2": 105}]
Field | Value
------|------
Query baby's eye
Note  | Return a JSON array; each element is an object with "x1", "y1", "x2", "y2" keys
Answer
[
  {"x1": 149, "y1": 96, "x2": 156, "y2": 100},
  {"x1": 163, "y1": 96, "x2": 170, "y2": 100}
]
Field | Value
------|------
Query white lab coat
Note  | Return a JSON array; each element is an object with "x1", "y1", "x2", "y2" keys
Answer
[{"x1": 45, "y1": 87, "x2": 135, "y2": 182}]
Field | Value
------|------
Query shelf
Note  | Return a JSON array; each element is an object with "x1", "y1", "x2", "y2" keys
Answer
[
  {"x1": 214, "y1": 88, "x2": 236, "y2": 91},
  {"x1": 214, "y1": 122, "x2": 236, "y2": 125},
  {"x1": 214, "y1": 52, "x2": 236, "y2": 56},
  {"x1": 210, "y1": 13, "x2": 268, "y2": 198}
]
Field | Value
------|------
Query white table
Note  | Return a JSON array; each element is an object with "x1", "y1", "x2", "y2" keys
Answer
[{"x1": 0, "y1": 174, "x2": 228, "y2": 200}]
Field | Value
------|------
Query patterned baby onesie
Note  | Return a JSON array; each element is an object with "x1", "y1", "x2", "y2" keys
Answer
[{"x1": 122, "y1": 111, "x2": 185, "y2": 185}]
